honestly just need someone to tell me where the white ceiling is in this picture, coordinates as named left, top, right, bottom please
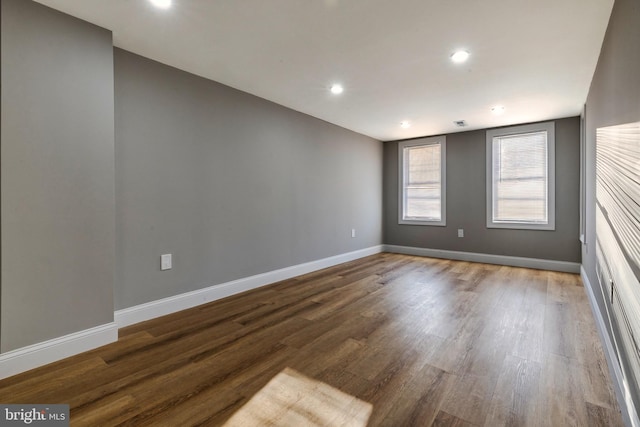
left=34, top=0, right=613, bottom=141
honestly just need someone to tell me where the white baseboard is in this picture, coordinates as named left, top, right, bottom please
left=581, top=267, right=640, bottom=427
left=384, top=244, right=580, bottom=273
left=0, top=322, right=117, bottom=380
left=115, top=245, right=384, bottom=328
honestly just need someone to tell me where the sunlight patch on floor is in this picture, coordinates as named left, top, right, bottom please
left=223, top=367, right=372, bottom=427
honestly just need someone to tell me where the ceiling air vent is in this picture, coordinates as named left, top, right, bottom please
left=454, top=120, right=467, bottom=127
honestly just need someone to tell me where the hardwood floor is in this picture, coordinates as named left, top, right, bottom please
left=0, top=254, right=624, bottom=426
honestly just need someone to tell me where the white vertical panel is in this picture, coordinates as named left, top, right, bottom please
left=596, top=121, right=640, bottom=398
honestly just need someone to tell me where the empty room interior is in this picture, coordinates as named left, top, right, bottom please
left=1, top=0, right=639, bottom=425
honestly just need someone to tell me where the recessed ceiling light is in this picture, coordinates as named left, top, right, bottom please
left=451, top=50, right=470, bottom=63
left=149, top=0, right=172, bottom=9
left=400, top=121, right=411, bottom=129
left=491, top=105, right=505, bottom=115
left=330, top=84, right=344, bottom=95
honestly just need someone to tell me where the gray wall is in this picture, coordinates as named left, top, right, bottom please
left=114, top=49, right=382, bottom=309
left=584, top=0, right=640, bottom=418
left=1, top=0, right=115, bottom=352
left=384, top=117, right=581, bottom=262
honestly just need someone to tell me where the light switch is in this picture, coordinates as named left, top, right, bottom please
left=458, top=229, right=464, bottom=238
left=161, top=254, right=172, bottom=271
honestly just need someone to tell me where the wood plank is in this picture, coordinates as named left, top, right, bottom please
left=585, top=401, right=625, bottom=427
left=540, top=352, right=589, bottom=427
left=433, top=410, right=478, bottom=427
left=379, top=364, right=454, bottom=427
left=484, top=355, right=543, bottom=427
left=439, top=372, right=496, bottom=425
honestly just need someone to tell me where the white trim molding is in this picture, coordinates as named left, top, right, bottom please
left=398, top=136, right=447, bottom=227
left=384, top=244, right=580, bottom=273
left=115, top=245, right=384, bottom=328
left=486, top=121, right=556, bottom=231
left=0, top=323, right=117, bottom=380
left=581, top=267, right=640, bottom=427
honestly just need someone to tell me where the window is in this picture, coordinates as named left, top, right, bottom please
left=486, top=122, right=555, bottom=230
left=398, top=136, right=446, bottom=226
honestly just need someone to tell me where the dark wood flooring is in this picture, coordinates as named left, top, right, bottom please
left=0, top=253, right=624, bottom=426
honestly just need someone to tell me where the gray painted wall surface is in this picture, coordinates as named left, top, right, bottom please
left=584, top=0, right=640, bottom=308
left=584, top=0, right=640, bottom=416
left=114, top=49, right=382, bottom=310
left=1, top=0, right=115, bottom=352
left=383, top=117, right=581, bottom=262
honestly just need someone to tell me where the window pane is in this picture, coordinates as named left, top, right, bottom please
left=492, top=131, right=548, bottom=223
left=404, top=144, right=441, bottom=220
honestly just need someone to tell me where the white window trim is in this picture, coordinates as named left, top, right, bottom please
left=486, top=122, right=555, bottom=231
left=398, top=136, right=446, bottom=226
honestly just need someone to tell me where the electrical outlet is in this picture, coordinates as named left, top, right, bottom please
left=351, top=228, right=356, bottom=238
left=458, top=229, right=464, bottom=238
left=161, top=254, right=172, bottom=271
